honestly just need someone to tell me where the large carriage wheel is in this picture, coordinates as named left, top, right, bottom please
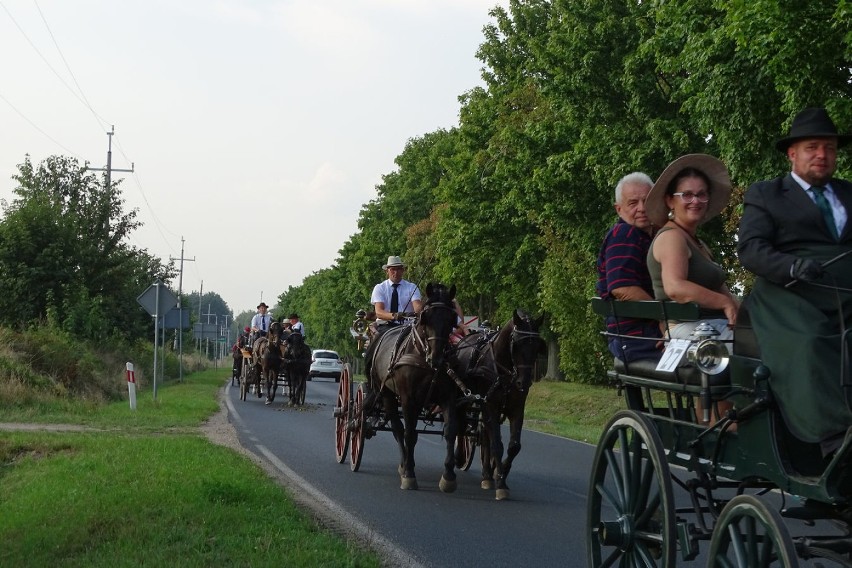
left=349, top=384, right=366, bottom=472
left=708, top=495, right=798, bottom=567
left=587, top=410, right=677, bottom=567
left=239, top=359, right=251, bottom=401
left=334, top=364, right=352, bottom=463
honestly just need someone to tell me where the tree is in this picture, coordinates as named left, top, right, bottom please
left=0, top=155, right=174, bottom=341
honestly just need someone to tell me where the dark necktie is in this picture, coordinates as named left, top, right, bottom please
left=390, top=284, right=399, bottom=313
left=262, top=316, right=266, bottom=331
left=811, top=186, right=839, bottom=240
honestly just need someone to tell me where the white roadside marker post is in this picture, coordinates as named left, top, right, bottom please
left=126, top=362, right=137, bottom=411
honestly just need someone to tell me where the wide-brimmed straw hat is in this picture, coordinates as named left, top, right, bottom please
left=775, top=107, right=852, bottom=152
left=382, top=255, right=406, bottom=270
left=645, top=154, right=732, bottom=227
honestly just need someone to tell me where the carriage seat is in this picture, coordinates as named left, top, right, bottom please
left=591, top=298, right=730, bottom=387
left=613, top=357, right=729, bottom=387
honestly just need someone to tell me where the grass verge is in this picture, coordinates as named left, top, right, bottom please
left=0, top=369, right=380, bottom=568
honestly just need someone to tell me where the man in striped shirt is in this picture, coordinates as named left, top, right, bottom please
left=596, top=172, right=662, bottom=362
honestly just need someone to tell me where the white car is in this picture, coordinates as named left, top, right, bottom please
left=309, top=349, right=343, bottom=382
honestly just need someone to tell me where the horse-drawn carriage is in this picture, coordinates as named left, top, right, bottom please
left=235, top=322, right=311, bottom=407
left=333, top=283, right=544, bottom=499
left=589, top=288, right=852, bottom=567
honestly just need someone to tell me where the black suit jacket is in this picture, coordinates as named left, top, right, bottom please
left=737, top=174, right=852, bottom=284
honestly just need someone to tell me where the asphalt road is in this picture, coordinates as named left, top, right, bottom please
left=224, top=376, right=596, bottom=568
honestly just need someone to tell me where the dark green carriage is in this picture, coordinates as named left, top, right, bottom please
left=588, top=298, right=852, bottom=567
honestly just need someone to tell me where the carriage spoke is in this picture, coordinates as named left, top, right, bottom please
left=604, top=446, right=628, bottom=510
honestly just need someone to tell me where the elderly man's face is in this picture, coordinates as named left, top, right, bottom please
left=788, top=137, right=838, bottom=186
left=615, top=182, right=652, bottom=232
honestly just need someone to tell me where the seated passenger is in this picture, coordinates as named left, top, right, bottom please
left=645, top=154, right=738, bottom=427
left=645, top=154, right=739, bottom=342
left=595, top=172, right=663, bottom=362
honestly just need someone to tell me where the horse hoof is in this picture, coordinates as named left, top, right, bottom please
left=439, top=476, right=457, bottom=493
left=400, top=477, right=418, bottom=490
left=265, top=400, right=271, bottom=405
left=481, top=480, right=494, bottom=490
left=496, top=489, right=510, bottom=501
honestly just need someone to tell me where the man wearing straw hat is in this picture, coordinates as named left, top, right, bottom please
left=371, top=255, right=422, bottom=324
left=738, top=107, right=852, bottom=454
left=362, top=255, right=423, bottom=403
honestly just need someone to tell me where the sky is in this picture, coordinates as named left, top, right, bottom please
left=0, top=0, right=507, bottom=317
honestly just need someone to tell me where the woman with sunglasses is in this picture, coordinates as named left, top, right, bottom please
left=645, top=154, right=740, bottom=342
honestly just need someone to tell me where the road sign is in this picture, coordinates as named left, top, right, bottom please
left=137, top=281, right=178, bottom=317
left=193, top=323, right=220, bottom=341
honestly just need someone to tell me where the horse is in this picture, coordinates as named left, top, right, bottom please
left=251, top=322, right=285, bottom=405
left=451, top=309, right=544, bottom=500
left=367, top=283, right=460, bottom=491
left=283, top=332, right=311, bottom=406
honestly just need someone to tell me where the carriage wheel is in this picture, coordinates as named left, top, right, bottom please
left=334, top=364, right=352, bottom=464
left=587, top=410, right=677, bottom=567
left=239, top=361, right=250, bottom=401
left=350, top=384, right=366, bottom=472
left=708, top=495, right=798, bottom=567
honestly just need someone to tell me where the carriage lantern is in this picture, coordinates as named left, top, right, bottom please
left=687, top=321, right=730, bottom=424
left=686, top=321, right=729, bottom=376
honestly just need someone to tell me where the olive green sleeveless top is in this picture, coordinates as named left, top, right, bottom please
left=647, top=226, right=727, bottom=302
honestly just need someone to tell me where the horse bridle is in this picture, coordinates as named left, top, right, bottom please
left=411, top=301, right=457, bottom=367
left=497, top=325, right=542, bottom=391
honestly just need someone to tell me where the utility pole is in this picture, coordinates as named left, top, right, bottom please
left=86, top=126, right=134, bottom=189
left=222, top=314, right=231, bottom=361
left=196, top=281, right=203, bottom=351
left=170, top=237, right=195, bottom=382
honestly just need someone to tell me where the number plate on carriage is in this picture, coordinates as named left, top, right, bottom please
left=656, top=339, right=690, bottom=373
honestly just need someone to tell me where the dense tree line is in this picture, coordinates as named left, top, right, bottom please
left=279, top=0, right=851, bottom=383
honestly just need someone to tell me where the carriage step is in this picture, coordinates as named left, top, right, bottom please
left=332, top=406, right=344, bottom=418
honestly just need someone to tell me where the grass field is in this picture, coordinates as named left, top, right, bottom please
left=0, top=367, right=623, bottom=567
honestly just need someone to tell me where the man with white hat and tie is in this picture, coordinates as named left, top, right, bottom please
left=362, top=255, right=423, bottom=404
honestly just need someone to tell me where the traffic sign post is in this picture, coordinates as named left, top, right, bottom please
left=137, top=280, right=178, bottom=401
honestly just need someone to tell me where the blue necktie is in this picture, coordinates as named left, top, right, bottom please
left=811, top=186, right=839, bottom=240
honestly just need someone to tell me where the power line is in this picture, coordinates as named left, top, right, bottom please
left=32, top=0, right=110, bottom=130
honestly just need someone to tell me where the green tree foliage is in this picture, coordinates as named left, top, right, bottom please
left=273, top=0, right=852, bottom=383
left=0, top=155, right=174, bottom=341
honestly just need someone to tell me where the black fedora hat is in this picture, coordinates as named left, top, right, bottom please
left=775, top=107, right=852, bottom=152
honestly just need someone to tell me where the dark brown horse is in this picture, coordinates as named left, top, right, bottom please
left=253, top=322, right=285, bottom=405
left=367, top=283, right=460, bottom=491
left=452, top=309, right=544, bottom=499
left=283, top=332, right=311, bottom=406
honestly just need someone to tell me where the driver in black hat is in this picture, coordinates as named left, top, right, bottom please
left=738, top=106, right=852, bottom=455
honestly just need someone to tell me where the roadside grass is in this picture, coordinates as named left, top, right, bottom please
left=524, top=379, right=625, bottom=444
left=1, top=364, right=625, bottom=567
left=0, top=369, right=380, bottom=568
